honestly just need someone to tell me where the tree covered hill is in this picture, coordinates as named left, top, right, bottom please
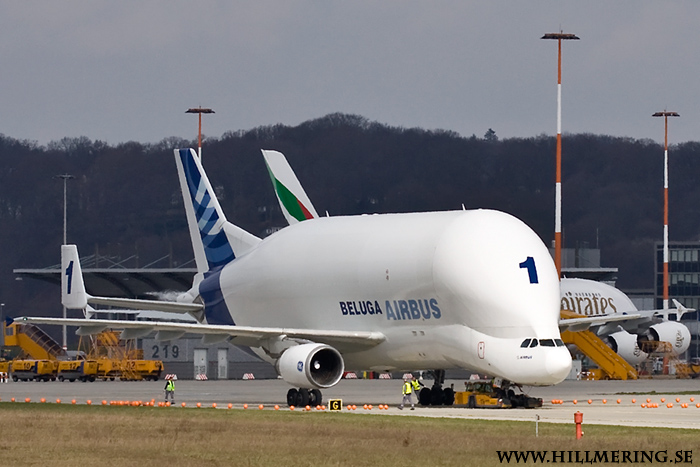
left=1, top=112, right=698, bottom=321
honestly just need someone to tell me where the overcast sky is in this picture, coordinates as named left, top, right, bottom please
left=1, top=2, right=698, bottom=146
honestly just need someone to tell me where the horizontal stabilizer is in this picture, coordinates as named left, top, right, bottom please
left=87, top=296, right=203, bottom=314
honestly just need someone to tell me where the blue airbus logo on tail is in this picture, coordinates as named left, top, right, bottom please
left=178, top=149, right=235, bottom=270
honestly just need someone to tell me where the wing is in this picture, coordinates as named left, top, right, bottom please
left=16, top=316, right=386, bottom=352
left=559, top=298, right=694, bottom=334
left=559, top=312, right=642, bottom=333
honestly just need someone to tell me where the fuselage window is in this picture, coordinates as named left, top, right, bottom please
left=555, top=339, right=565, bottom=347
left=540, top=339, right=555, bottom=347
left=529, top=339, right=538, bottom=348
left=520, top=338, right=532, bottom=348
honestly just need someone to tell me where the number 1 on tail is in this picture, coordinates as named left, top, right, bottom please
left=519, top=256, right=539, bottom=284
left=65, top=260, right=74, bottom=294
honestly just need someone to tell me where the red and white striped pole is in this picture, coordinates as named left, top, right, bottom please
left=542, top=32, right=579, bottom=279
left=653, top=111, right=680, bottom=309
left=186, top=107, right=215, bottom=159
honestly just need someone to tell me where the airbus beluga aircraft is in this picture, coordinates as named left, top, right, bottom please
left=264, top=149, right=693, bottom=372
left=21, top=148, right=572, bottom=406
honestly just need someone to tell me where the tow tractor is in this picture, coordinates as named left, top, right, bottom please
left=456, top=378, right=543, bottom=409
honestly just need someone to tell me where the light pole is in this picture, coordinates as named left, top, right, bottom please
left=55, top=174, right=74, bottom=349
left=652, top=111, right=679, bottom=310
left=541, top=31, right=579, bottom=279
left=186, top=107, right=215, bottom=159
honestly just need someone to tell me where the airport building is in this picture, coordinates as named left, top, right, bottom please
left=656, top=242, right=700, bottom=360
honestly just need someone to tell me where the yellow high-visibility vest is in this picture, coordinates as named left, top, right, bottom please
left=402, top=382, right=412, bottom=395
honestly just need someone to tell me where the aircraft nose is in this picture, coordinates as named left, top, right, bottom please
left=546, top=349, right=573, bottom=384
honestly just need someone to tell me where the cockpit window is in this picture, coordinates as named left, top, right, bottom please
left=539, top=339, right=555, bottom=347
left=529, top=339, right=538, bottom=348
left=520, top=339, right=532, bottom=348
left=555, top=339, right=565, bottom=347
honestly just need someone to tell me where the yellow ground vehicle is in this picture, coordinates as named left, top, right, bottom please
left=457, top=380, right=512, bottom=408
left=57, top=360, right=98, bottom=382
left=123, top=359, right=163, bottom=381
left=676, top=358, right=700, bottom=379
left=11, top=359, right=58, bottom=382
left=457, top=380, right=543, bottom=409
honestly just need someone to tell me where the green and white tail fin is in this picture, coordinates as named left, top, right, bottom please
left=262, top=150, right=318, bottom=225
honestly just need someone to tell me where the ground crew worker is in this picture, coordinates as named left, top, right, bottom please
left=164, top=377, right=175, bottom=404
left=398, top=375, right=415, bottom=410
left=411, top=374, right=422, bottom=394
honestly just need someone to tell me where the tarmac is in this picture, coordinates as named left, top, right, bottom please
left=1, top=377, right=699, bottom=429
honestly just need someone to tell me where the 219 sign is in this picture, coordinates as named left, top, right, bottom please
left=152, top=344, right=180, bottom=360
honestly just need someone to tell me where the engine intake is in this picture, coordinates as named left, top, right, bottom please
left=605, top=330, right=647, bottom=364
left=638, top=321, right=690, bottom=356
left=277, top=343, right=345, bottom=389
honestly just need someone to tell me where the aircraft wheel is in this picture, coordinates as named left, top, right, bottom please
left=309, top=389, right=322, bottom=406
left=295, top=388, right=310, bottom=407
left=418, top=387, right=432, bottom=406
left=443, top=388, right=455, bottom=406
left=286, top=388, right=298, bottom=407
left=430, top=387, right=445, bottom=405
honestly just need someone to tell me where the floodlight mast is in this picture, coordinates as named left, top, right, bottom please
left=54, top=173, right=74, bottom=350
left=652, top=111, right=680, bottom=309
left=541, top=31, right=580, bottom=279
left=186, top=107, right=215, bottom=159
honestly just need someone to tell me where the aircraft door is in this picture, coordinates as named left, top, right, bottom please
left=217, top=348, right=228, bottom=380
left=194, top=348, right=207, bottom=378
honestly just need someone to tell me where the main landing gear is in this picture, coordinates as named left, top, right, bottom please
left=417, top=370, right=455, bottom=406
left=287, top=388, right=323, bottom=407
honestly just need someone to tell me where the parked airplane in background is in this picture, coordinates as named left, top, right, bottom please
left=559, top=278, right=691, bottom=364
left=21, top=148, right=572, bottom=406
left=261, top=150, right=694, bottom=369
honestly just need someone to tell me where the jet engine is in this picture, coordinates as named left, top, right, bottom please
left=638, top=321, right=691, bottom=356
left=277, top=343, right=345, bottom=389
left=605, top=330, right=647, bottom=364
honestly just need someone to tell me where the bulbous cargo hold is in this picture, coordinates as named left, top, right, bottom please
left=211, top=208, right=571, bottom=386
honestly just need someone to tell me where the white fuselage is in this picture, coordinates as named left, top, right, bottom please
left=203, top=209, right=571, bottom=386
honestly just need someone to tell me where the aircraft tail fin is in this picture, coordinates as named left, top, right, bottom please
left=262, top=149, right=318, bottom=225
left=672, top=299, right=695, bottom=321
left=61, top=244, right=89, bottom=310
left=174, top=149, right=261, bottom=275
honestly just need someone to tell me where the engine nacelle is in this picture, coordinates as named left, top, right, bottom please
left=277, top=343, right=345, bottom=389
left=639, top=321, right=691, bottom=356
left=605, top=330, right=647, bottom=365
